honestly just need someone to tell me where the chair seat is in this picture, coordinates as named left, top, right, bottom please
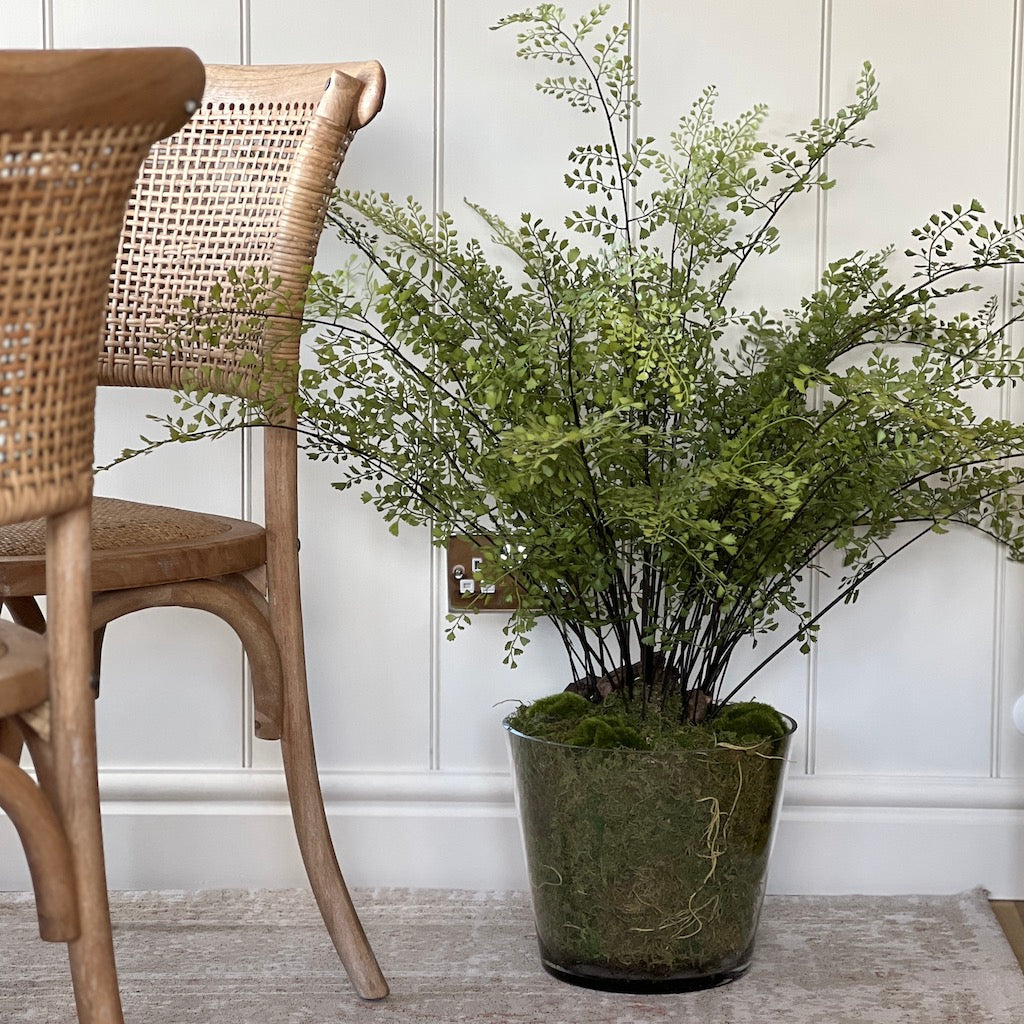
left=0, top=498, right=266, bottom=597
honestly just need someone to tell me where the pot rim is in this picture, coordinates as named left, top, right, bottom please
left=503, top=706, right=798, bottom=750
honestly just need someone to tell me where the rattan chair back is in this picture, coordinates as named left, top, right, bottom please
left=0, top=49, right=204, bottom=525
left=102, top=62, right=384, bottom=406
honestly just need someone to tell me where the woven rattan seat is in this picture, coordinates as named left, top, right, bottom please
left=0, top=60, right=388, bottom=1002
left=0, top=499, right=265, bottom=594
left=0, top=46, right=205, bottom=1024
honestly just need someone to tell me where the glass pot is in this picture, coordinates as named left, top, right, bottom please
left=506, top=713, right=796, bottom=993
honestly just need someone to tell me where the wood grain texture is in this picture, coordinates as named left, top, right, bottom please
left=0, top=47, right=202, bottom=133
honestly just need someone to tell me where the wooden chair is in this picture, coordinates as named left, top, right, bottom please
left=0, top=62, right=389, bottom=1000
left=0, top=47, right=205, bottom=1024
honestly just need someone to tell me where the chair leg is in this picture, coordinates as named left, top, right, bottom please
left=46, top=510, right=124, bottom=1024
left=92, top=578, right=383, bottom=996
left=5, top=595, right=47, bottom=633
left=265, top=429, right=387, bottom=999
left=0, top=716, right=23, bottom=762
left=60, top=726, right=124, bottom=1024
left=1, top=599, right=41, bottom=769
left=91, top=624, right=106, bottom=697
left=17, top=656, right=123, bottom=1023
left=0, top=749, right=79, bottom=942
left=279, top=646, right=389, bottom=1000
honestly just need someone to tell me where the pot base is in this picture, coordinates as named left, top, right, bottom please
left=539, top=953, right=751, bottom=994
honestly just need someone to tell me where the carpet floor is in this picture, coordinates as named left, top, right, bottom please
left=2, top=888, right=1023, bottom=1023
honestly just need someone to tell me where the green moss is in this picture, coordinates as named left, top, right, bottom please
left=529, top=691, right=592, bottom=721
left=507, top=692, right=594, bottom=744
left=507, top=692, right=787, bottom=754
left=568, top=716, right=646, bottom=749
left=712, top=701, right=788, bottom=746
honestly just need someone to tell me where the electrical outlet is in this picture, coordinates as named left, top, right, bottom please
left=446, top=535, right=521, bottom=613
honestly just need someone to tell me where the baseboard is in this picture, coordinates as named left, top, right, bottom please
left=3, top=769, right=1024, bottom=896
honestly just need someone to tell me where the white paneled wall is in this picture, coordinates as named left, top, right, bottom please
left=3, top=0, right=1024, bottom=896
left=817, top=1, right=1017, bottom=782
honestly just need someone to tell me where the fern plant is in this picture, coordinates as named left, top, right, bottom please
left=155, top=4, right=1024, bottom=725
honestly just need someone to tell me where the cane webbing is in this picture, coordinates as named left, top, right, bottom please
left=0, top=498, right=233, bottom=558
left=0, top=123, right=165, bottom=527
left=102, top=70, right=357, bottom=399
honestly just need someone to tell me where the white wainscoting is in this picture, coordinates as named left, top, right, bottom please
left=3, top=0, right=1024, bottom=895
left=4, top=770, right=1024, bottom=896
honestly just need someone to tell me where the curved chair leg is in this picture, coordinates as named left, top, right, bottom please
left=279, top=646, right=390, bottom=1000
left=264, top=430, right=387, bottom=999
left=0, top=598, right=45, bottom=767
left=0, top=749, right=79, bottom=941
left=274, top=578, right=388, bottom=997
left=0, top=717, right=23, bottom=761
left=94, top=577, right=389, bottom=998
left=12, top=582, right=387, bottom=1000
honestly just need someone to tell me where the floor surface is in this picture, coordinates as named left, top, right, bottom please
left=4, top=888, right=1024, bottom=1023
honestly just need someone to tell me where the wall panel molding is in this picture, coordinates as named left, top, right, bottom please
left=4, top=769, right=1024, bottom=895
left=76, top=766, right=1024, bottom=813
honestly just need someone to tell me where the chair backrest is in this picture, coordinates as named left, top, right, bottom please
left=101, top=61, right=386, bottom=408
left=0, top=48, right=205, bottom=526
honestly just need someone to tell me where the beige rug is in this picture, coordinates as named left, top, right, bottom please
left=1, top=888, right=1022, bottom=1022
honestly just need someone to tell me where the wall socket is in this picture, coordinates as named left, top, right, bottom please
left=446, top=535, right=521, bottom=613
